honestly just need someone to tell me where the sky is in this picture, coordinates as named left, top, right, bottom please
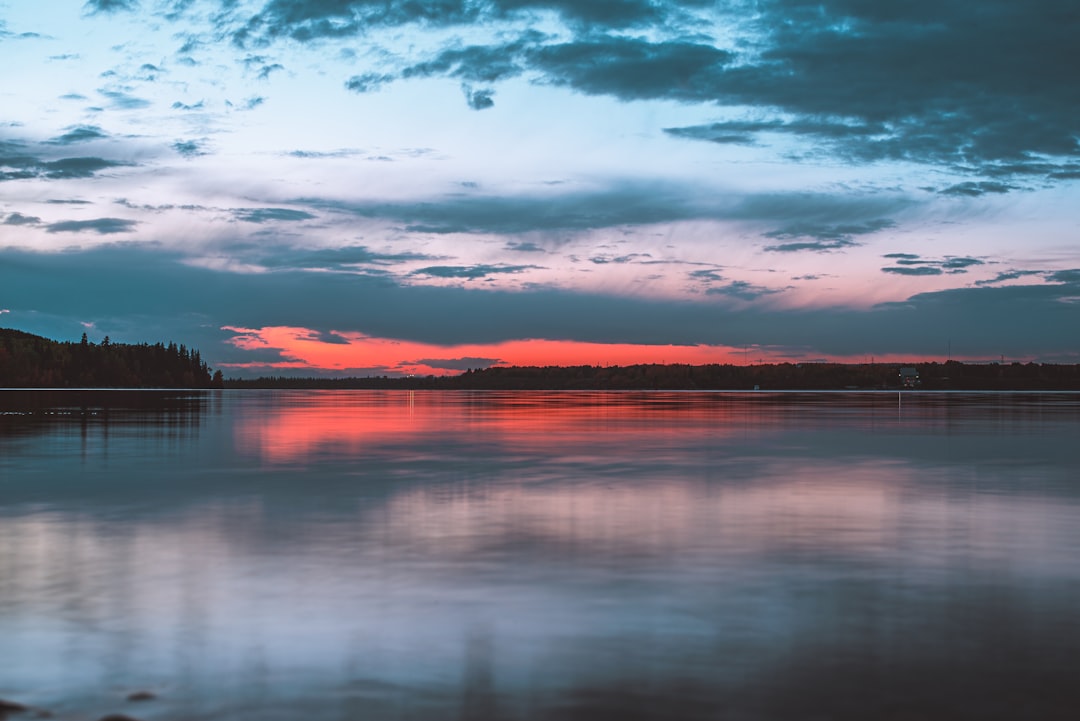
left=1, top=0, right=1078, bottom=376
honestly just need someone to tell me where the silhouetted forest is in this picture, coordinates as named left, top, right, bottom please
left=226, top=361, right=1080, bottom=391
left=5, top=326, right=1080, bottom=390
left=0, top=328, right=222, bottom=388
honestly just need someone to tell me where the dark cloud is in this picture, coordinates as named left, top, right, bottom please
left=786, top=238, right=870, bottom=254
left=161, top=0, right=196, bottom=21
left=617, top=2, right=1079, bottom=179
left=589, top=253, right=652, bottom=264
left=0, top=143, right=38, bottom=180
left=137, top=63, right=163, bottom=80
left=763, top=219, right=894, bottom=253
left=232, top=0, right=480, bottom=46
left=40, top=157, right=129, bottom=179
left=764, top=239, right=857, bottom=253
left=84, top=0, right=138, bottom=13
left=505, top=241, right=546, bottom=253
left=257, top=63, right=284, bottom=79
left=0, top=151, right=132, bottom=182
left=45, top=218, right=138, bottom=234
left=529, top=37, right=732, bottom=101
left=257, top=0, right=1054, bottom=168
left=47, top=199, right=93, bottom=205
left=239, top=0, right=1080, bottom=178
left=974, top=270, right=1043, bottom=286
left=171, top=100, right=205, bottom=110
left=258, top=245, right=437, bottom=269
left=941, top=257, right=984, bottom=270
left=688, top=268, right=725, bottom=283
left=715, top=1, right=1078, bottom=170
left=688, top=268, right=784, bottom=300
left=411, top=264, right=539, bottom=280
left=1046, top=269, right=1080, bottom=284
left=500, top=0, right=664, bottom=27
left=344, top=73, right=395, bottom=93
left=173, top=139, right=208, bottom=158
left=463, top=85, right=495, bottom=110
left=2, top=245, right=1078, bottom=364
left=48, top=125, right=109, bottom=144
left=939, top=181, right=1015, bottom=197
left=295, top=328, right=351, bottom=345
left=232, top=0, right=679, bottom=50
left=705, top=280, right=784, bottom=301
left=233, top=207, right=316, bottom=223
left=665, top=118, right=886, bottom=146
left=3, top=212, right=42, bottom=226
left=407, top=356, right=501, bottom=370
left=881, top=266, right=944, bottom=276
left=98, top=89, right=152, bottom=109
left=401, top=32, right=543, bottom=84
left=60, top=93, right=88, bottom=101
left=286, top=148, right=364, bottom=158
left=881, top=253, right=984, bottom=275
left=302, top=184, right=909, bottom=236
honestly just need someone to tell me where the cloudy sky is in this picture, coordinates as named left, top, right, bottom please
left=2, top=0, right=1078, bottom=375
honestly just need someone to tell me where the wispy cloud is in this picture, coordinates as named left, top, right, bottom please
left=411, top=264, right=540, bottom=280
left=233, top=208, right=316, bottom=223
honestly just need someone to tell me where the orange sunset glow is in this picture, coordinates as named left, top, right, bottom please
left=221, top=325, right=747, bottom=375
left=221, top=325, right=949, bottom=376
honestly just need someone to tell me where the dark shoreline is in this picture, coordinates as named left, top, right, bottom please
left=220, top=361, right=1080, bottom=392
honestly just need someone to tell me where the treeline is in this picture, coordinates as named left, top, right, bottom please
left=0, top=328, right=223, bottom=388
left=226, top=361, right=1080, bottom=391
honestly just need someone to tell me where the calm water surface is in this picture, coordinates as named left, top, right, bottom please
left=2, top=390, right=1079, bottom=720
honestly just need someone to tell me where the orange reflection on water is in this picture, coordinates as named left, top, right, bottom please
left=233, top=390, right=769, bottom=465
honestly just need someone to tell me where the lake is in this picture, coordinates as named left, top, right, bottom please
left=2, top=390, right=1079, bottom=720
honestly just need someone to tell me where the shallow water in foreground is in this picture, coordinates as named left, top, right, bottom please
left=2, top=390, right=1079, bottom=720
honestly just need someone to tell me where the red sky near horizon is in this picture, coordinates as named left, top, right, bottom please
left=221, top=325, right=949, bottom=376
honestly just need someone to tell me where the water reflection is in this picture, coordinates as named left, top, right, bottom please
left=1, top=391, right=1079, bottom=720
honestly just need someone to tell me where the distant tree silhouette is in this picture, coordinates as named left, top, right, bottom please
left=223, top=361, right=1080, bottom=391
left=0, top=328, right=218, bottom=388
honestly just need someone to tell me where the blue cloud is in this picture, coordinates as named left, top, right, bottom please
left=411, top=264, right=539, bottom=280
left=48, top=125, right=109, bottom=144
left=3, top=212, right=42, bottom=226
left=463, top=85, right=495, bottom=110
left=41, top=157, right=129, bottom=179
left=939, top=181, right=1015, bottom=197
left=98, top=89, right=152, bottom=109
left=882, top=266, right=944, bottom=276
left=344, top=73, right=395, bottom=93
left=173, top=139, right=208, bottom=158
left=45, top=218, right=138, bottom=234
left=84, top=0, right=139, bottom=13
left=233, top=208, right=316, bottom=223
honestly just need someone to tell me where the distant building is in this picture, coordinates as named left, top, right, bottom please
left=899, top=367, right=920, bottom=388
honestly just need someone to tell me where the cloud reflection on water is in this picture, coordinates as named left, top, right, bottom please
left=2, top=391, right=1080, bottom=720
